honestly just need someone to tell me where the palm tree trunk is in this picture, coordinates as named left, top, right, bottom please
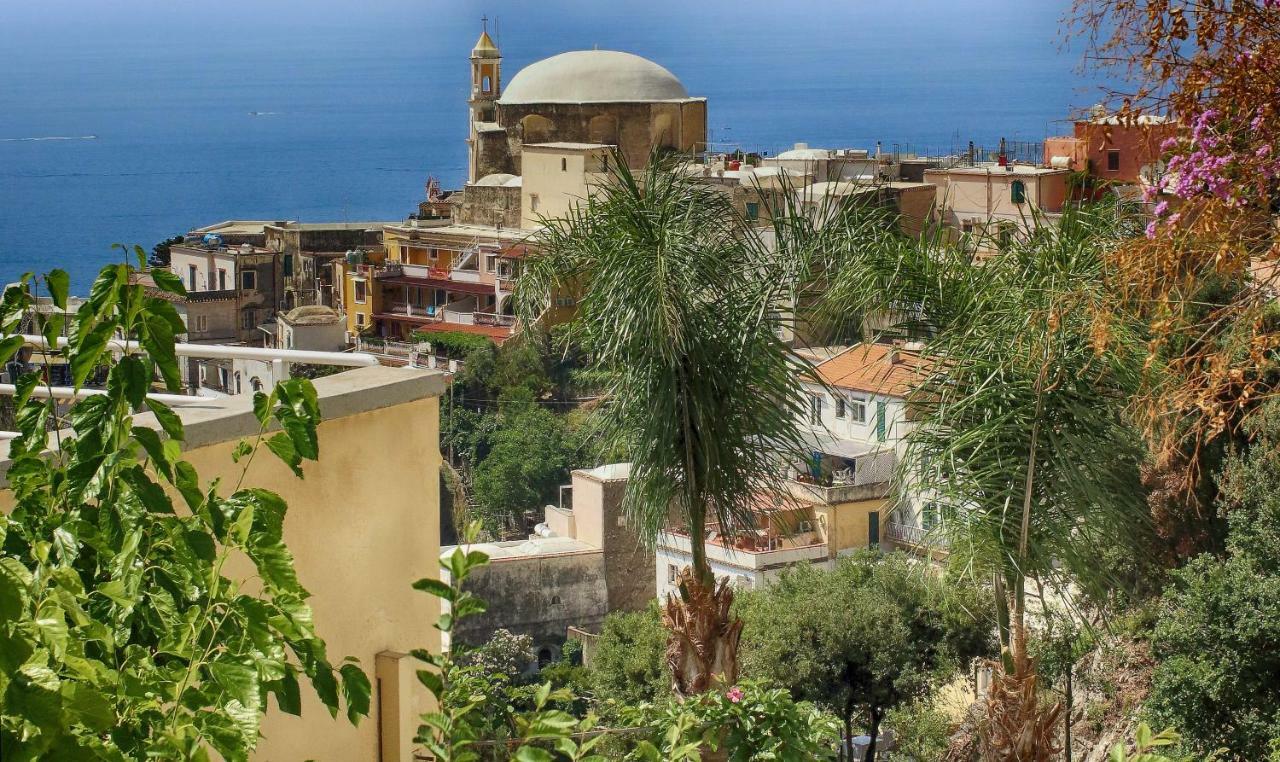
left=662, top=527, right=743, bottom=697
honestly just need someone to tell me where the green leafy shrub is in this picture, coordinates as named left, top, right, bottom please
left=413, top=330, right=494, bottom=358
left=621, top=680, right=839, bottom=761
left=0, top=261, right=367, bottom=760
left=589, top=604, right=671, bottom=716
left=1146, top=401, right=1280, bottom=758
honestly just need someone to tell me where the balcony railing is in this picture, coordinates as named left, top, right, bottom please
left=885, top=522, right=948, bottom=549
left=658, top=530, right=827, bottom=570
left=474, top=312, right=516, bottom=327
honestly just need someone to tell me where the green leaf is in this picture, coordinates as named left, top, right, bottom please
left=253, top=391, right=273, bottom=426
left=141, top=311, right=181, bottom=390
left=46, top=269, right=70, bottom=310
left=114, top=355, right=151, bottom=410
left=265, top=433, right=302, bottom=477
left=174, top=461, right=204, bottom=511
left=274, top=668, right=303, bottom=716
left=96, top=579, right=133, bottom=608
left=208, top=658, right=259, bottom=707
left=514, top=746, right=554, bottom=762
left=149, top=267, right=187, bottom=296
left=411, top=577, right=456, bottom=602
left=123, top=466, right=174, bottom=514
left=132, top=425, right=173, bottom=481
left=61, top=682, right=115, bottom=732
left=415, top=668, right=443, bottom=698
left=184, top=529, right=217, bottom=562
left=146, top=398, right=184, bottom=442
left=69, top=320, right=115, bottom=389
left=230, top=439, right=253, bottom=463
left=0, top=335, right=26, bottom=366
left=340, top=663, right=371, bottom=724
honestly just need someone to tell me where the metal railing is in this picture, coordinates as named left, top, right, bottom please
left=1, top=335, right=385, bottom=439
left=884, top=522, right=948, bottom=549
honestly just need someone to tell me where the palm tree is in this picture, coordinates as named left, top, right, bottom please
left=825, top=201, right=1151, bottom=760
left=515, top=155, right=873, bottom=695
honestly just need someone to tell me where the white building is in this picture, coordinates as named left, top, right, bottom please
left=654, top=342, right=935, bottom=601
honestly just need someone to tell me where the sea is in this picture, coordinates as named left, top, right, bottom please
left=0, top=0, right=1099, bottom=292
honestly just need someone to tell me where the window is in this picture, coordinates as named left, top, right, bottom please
left=561, top=157, right=567, bottom=172
left=283, top=254, right=293, bottom=277
left=190, top=315, right=207, bottom=333
left=241, top=270, right=256, bottom=291
left=355, top=312, right=365, bottom=327
left=353, top=279, right=367, bottom=304
left=242, top=310, right=255, bottom=330
left=922, top=502, right=939, bottom=531
left=482, top=75, right=491, bottom=92
left=809, top=394, right=823, bottom=425
left=745, top=201, right=759, bottom=221
left=961, top=220, right=974, bottom=235
left=849, top=397, right=867, bottom=423
left=483, top=254, right=496, bottom=272
left=667, top=564, right=679, bottom=584
left=835, top=397, right=846, bottom=419
left=218, top=367, right=229, bottom=390
left=218, top=268, right=227, bottom=290
left=1010, top=179, right=1026, bottom=204
left=1106, top=150, right=1120, bottom=172
left=188, top=265, right=198, bottom=290
left=875, top=401, right=887, bottom=442
left=529, top=193, right=539, bottom=213
left=550, top=595, right=561, bottom=605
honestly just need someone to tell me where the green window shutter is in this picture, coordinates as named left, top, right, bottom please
left=283, top=254, right=294, bottom=277
left=876, top=401, right=887, bottom=442
left=746, top=202, right=759, bottom=221
left=1011, top=180, right=1026, bottom=204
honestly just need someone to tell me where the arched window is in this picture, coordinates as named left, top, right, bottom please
left=482, top=75, right=491, bottom=92
left=550, top=595, right=561, bottom=605
left=537, top=648, right=553, bottom=668
left=1010, top=179, right=1026, bottom=204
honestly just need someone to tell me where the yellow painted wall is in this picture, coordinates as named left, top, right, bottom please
left=815, top=496, right=888, bottom=555
left=186, top=397, right=441, bottom=760
left=0, top=382, right=444, bottom=761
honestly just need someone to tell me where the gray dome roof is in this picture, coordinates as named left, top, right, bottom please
left=499, top=50, right=690, bottom=105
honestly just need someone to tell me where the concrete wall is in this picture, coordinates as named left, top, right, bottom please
left=924, top=167, right=1070, bottom=228
left=521, top=145, right=609, bottom=228
left=452, top=550, right=609, bottom=654
left=574, top=468, right=654, bottom=615
left=0, top=366, right=446, bottom=762
left=454, top=184, right=522, bottom=228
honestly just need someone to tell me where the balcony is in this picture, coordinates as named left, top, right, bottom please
left=474, top=312, right=516, bottom=327
left=784, top=477, right=890, bottom=506
left=885, top=521, right=949, bottom=555
left=658, top=530, right=828, bottom=571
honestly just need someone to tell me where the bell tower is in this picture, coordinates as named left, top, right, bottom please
left=467, top=17, right=502, bottom=182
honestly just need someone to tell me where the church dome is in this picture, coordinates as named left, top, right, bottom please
left=499, top=50, right=690, bottom=105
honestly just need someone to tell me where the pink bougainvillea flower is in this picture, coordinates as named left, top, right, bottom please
left=726, top=686, right=744, bottom=703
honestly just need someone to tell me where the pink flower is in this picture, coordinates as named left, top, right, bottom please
left=1166, top=212, right=1182, bottom=226
left=726, top=686, right=744, bottom=703
left=1160, top=137, right=1179, bottom=152
left=1257, top=144, right=1273, bottom=159
left=1145, top=220, right=1159, bottom=239
left=1153, top=200, right=1169, bottom=217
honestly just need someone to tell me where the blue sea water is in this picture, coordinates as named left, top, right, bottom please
left=0, top=0, right=1096, bottom=291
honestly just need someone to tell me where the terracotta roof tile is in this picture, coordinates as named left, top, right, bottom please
left=814, top=343, right=930, bottom=398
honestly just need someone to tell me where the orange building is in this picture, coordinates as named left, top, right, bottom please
left=1044, top=110, right=1179, bottom=186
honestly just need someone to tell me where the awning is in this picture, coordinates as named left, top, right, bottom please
left=798, top=430, right=881, bottom=460
left=379, top=275, right=494, bottom=296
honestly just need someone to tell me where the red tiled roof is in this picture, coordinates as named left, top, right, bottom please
left=814, top=343, right=931, bottom=398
